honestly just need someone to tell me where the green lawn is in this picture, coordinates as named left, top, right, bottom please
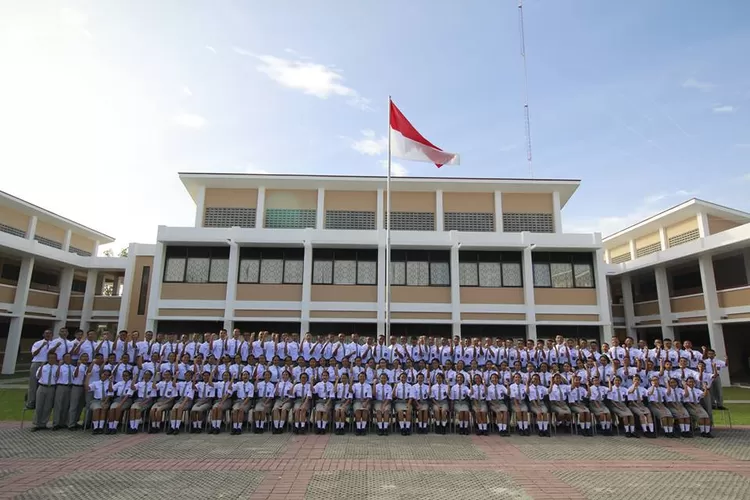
left=723, top=386, right=750, bottom=401
left=0, top=389, right=26, bottom=421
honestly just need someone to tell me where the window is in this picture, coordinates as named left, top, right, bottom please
left=668, top=228, right=700, bottom=248
left=137, top=266, right=150, bottom=315
left=636, top=242, right=661, bottom=258
left=71, top=279, right=86, bottom=293
left=0, top=223, right=26, bottom=238
left=532, top=252, right=595, bottom=288
left=325, top=210, right=376, bottom=230
left=34, top=235, right=62, bottom=249
left=163, top=246, right=230, bottom=283
left=610, top=252, right=631, bottom=264
left=502, top=213, right=554, bottom=233
left=390, top=250, right=449, bottom=286
left=713, top=254, right=748, bottom=291
left=312, top=249, right=377, bottom=285
left=1, top=263, right=20, bottom=282
left=384, top=212, right=435, bottom=231
left=69, top=246, right=92, bottom=257
left=444, top=212, right=495, bottom=232
left=670, top=265, right=702, bottom=296
left=203, top=207, right=256, bottom=228
left=264, top=209, right=316, bottom=229
left=458, top=251, right=522, bottom=287
left=238, top=248, right=304, bottom=284
left=30, top=268, right=59, bottom=289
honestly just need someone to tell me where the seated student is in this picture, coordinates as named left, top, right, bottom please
left=626, top=375, right=654, bottom=438
left=646, top=375, right=674, bottom=437
left=430, top=372, right=450, bottom=434
left=509, top=372, right=530, bottom=436
left=411, top=372, right=430, bottom=434
left=128, top=369, right=156, bottom=433
left=682, top=377, right=714, bottom=438
left=526, top=373, right=549, bottom=437
left=312, top=370, right=335, bottom=434
left=168, top=370, right=195, bottom=435
left=351, top=372, right=372, bottom=436
left=587, top=376, right=612, bottom=435
left=487, top=373, right=509, bottom=436
left=374, top=372, right=393, bottom=436
left=68, top=352, right=90, bottom=430
left=567, top=375, right=592, bottom=436
left=86, top=368, right=114, bottom=435
left=292, top=372, right=312, bottom=434
left=333, top=373, right=353, bottom=435
left=191, top=371, right=217, bottom=433
left=231, top=371, right=254, bottom=435
left=393, top=372, right=413, bottom=436
left=450, top=373, right=471, bottom=435
left=107, top=369, right=135, bottom=435
left=663, top=377, right=692, bottom=437
left=253, top=371, right=275, bottom=433
left=548, top=373, right=572, bottom=431
left=607, top=375, right=636, bottom=438
left=470, top=374, right=488, bottom=436
left=272, top=370, right=294, bottom=434
left=208, top=371, right=233, bottom=434
left=150, top=370, right=179, bottom=433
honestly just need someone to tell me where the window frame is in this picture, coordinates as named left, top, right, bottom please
left=237, top=247, right=304, bottom=285
left=162, top=246, right=230, bottom=284
left=531, top=251, right=596, bottom=289
left=457, top=251, right=523, bottom=288
left=312, top=249, right=378, bottom=286
left=390, top=249, right=451, bottom=287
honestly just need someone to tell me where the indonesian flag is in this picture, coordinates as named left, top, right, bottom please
left=389, top=99, right=460, bottom=168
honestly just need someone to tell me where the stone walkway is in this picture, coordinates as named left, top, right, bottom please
left=0, top=423, right=749, bottom=499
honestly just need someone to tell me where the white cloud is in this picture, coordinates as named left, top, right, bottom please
left=181, top=86, right=193, bottom=97
left=250, top=53, right=371, bottom=110
left=713, top=105, right=735, bottom=114
left=379, top=159, right=407, bottom=177
left=350, top=129, right=387, bottom=156
left=205, top=45, right=217, bottom=54
left=682, top=77, right=714, bottom=91
left=232, top=46, right=254, bottom=56
left=59, top=7, right=88, bottom=27
left=173, top=112, right=206, bottom=129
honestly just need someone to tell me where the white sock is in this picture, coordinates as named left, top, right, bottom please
left=641, top=423, right=648, bottom=432
left=699, top=425, right=706, bottom=433
left=647, top=423, right=654, bottom=432
left=406, top=422, right=411, bottom=429
left=537, top=421, right=544, bottom=430
left=383, top=422, right=388, bottom=429
left=585, top=422, right=591, bottom=429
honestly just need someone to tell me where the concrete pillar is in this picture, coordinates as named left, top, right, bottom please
left=698, top=254, right=730, bottom=385
left=436, top=190, right=444, bottom=231
left=697, top=212, right=710, bottom=238
left=194, top=185, right=206, bottom=227
left=316, top=188, right=325, bottom=229
left=629, top=240, right=637, bottom=261
left=594, top=248, right=612, bottom=338
left=527, top=324, right=537, bottom=342
left=27, top=216, right=37, bottom=240
left=62, top=230, right=72, bottom=252
left=659, top=227, right=668, bottom=251
left=79, top=270, right=98, bottom=332
left=743, top=249, right=750, bottom=285
left=117, top=244, right=137, bottom=332
left=223, top=241, right=240, bottom=332
left=552, top=191, right=562, bottom=233
left=522, top=246, right=536, bottom=339
left=654, top=266, right=674, bottom=340
left=300, top=241, right=313, bottom=342
left=54, top=267, right=75, bottom=333
left=1, top=257, right=34, bottom=374
left=450, top=243, right=461, bottom=338
left=621, top=275, right=637, bottom=339
left=494, top=191, right=503, bottom=232
left=145, top=242, right=165, bottom=333
left=255, top=186, right=266, bottom=228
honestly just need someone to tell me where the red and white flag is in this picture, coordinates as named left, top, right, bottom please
left=389, top=99, right=459, bottom=168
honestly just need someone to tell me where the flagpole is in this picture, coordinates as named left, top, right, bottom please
left=385, top=95, right=392, bottom=345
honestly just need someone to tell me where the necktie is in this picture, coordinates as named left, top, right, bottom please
left=47, top=365, right=53, bottom=385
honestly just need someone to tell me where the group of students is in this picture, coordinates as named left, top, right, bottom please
left=27, top=327, right=727, bottom=439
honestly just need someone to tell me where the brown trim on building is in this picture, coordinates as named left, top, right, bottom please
left=535, top=314, right=599, bottom=322
left=309, top=310, right=377, bottom=319
left=161, top=283, right=228, bottom=300
left=391, top=312, right=451, bottom=320
left=460, top=288, right=524, bottom=304
left=234, top=310, right=301, bottom=318
left=534, top=288, right=597, bottom=306
left=236, top=284, right=302, bottom=301
left=158, top=309, right=224, bottom=317
left=390, top=287, right=451, bottom=303
left=310, top=285, right=377, bottom=302
left=460, top=312, right=525, bottom=321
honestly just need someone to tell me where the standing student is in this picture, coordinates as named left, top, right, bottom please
left=149, top=370, right=178, bottom=433
left=509, top=373, right=530, bottom=436
left=208, top=372, right=232, bottom=434
left=67, top=352, right=89, bottom=430
left=27, top=330, right=54, bottom=410
left=374, top=372, right=393, bottom=436
left=607, top=375, right=636, bottom=438
left=411, top=372, right=430, bottom=434
left=333, top=373, right=353, bottom=435
left=626, top=375, right=654, bottom=438
left=470, top=374, right=488, bottom=436
left=231, top=371, right=254, bottom=435
left=86, top=369, right=114, bottom=434
left=526, top=373, right=549, bottom=437
left=703, top=348, right=727, bottom=409
left=191, top=371, right=216, bottom=433
left=682, top=377, right=714, bottom=438
left=451, top=373, right=471, bottom=435
left=430, top=372, right=450, bottom=434
left=351, top=372, right=371, bottom=436
left=128, top=370, right=156, bottom=433
left=253, top=371, right=275, bottom=433
left=393, top=372, right=412, bottom=436
left=487, top=373, right=509, bottom=436
left=313, top=370, right=335, bottom=434
left=52, top=353, right=74, bottom=431
left=107, top=369, right=135, bottom=435
left=292, top=372, right=312, bottom=434
left=168, top=370, right=195, bottom=435
left=647, top=375, right=674, bottom=437
left=587, top=376, right=612, bottom=435
left=31, top=352, right=59, bottom=431
left=272, top=370, right=293, bottom=434
left=566, top=375, right=592, bottom=436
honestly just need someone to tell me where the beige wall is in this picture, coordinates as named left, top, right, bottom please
left=634, top=301, right=659, bottom=316
left=311, top=285, right=377, bottom=302
left=533, top=288, right=597, bottom=305
left=390, top=192, right=435, bottom=212
left=459, top=288, right=524, bottom=304
left=391, top=287, right=450, bottom=303
left=236, top=284, right=302, bottom=301
left=161, top=283, right=227, bottom=300
left=265, top=189, right=317, bottom=210
left=0, top=284, right=15, bottom=303
left=501, top=193, right=553, bottom=214
left=0, top=205, right=30, bottom=233
left=708, top=215, right=741, bottom=235
left=125, top=255, right=153, bottom=334
left=666, top=217, right=698, bottom=238
left=460, top=312, right=525, bottom=321
left=675, top=316, right=706, bottom=323
left=158, top=309, right=224, bottom=317
left=70, top=233, right=96, bottom=253
left=93, top=296, right=121, bottom=311
left=443, top=192, right=494, bottom=213
left=718, top=288, right=750, bottom=308
left=309, top=310, right=377, bottom=319
left=536, top=314, right=599, bottom=322
left=670, top=295, right=704, bottom=313
left=609, top=243, right=631, bottom=259
left=635, top=232, right=661, bottom=249
left=34, top=220, right=64, bottom=244
left=27, top=290, right=59, bottom=309
left=204, top=188, right=258, bottom=209
left=727, top=312, right=750, bottom=320
left=235, top=310, right=301, bottom=318
left=69, top=294, right=84, bottom=311
left=611, top=304, right=624, bottom=317
left=391, top=312, right=451, bottom=320
left=324, top=191, right=377, bottom=211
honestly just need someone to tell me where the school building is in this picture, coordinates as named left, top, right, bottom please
left=1, top=174, right=749, bottom=384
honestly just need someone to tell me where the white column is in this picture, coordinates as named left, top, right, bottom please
left=699, top=254, right=730, bottom=385
left=522, top=246, right=536, bottom=339
left=80, top=270, right=98, bottom=332
left=659, top=227, right=668, bottom=251
left=255, top=186, right=266, bottom=228
left=54, top=267, right=75, bottom=333
left=436, top=190, right=444, bottom=231
left=450, top=243, right=461, bottom=338
left=62, top=230, right=72, bottom=252
left=697, top=212, right=710, bottom=238
left=552, top=191, right=562, bottom=233
left=194, top=185, right=206, bottom=227
left=494, top=191, right=503, bottom=232
left=26, top=216, right=37, bottom=240
left=300, top=241, right=313, bottom=342
left=316, top=188, right=325, bottom=229
left=629, top=240, right=637, bottom=261
left=376, top=189, right=384, bottom=231
left=117, top=244, right=137, bottom=332
left=376, top=243, right=386, bottom=337
left=654, top=266, right=673, bottom=339
left=594, top=248, right=612, bottom=342
left=145, top=242, right=165, bottom=333
left=1, top=257, right=34, bottom=374
left=621, top=275, right=636, bottom=338
left=223, top=241, right=240, bottom=331
left=604, top=249, right=610, bottom=264
left=743, top=249, right=750, bottom=285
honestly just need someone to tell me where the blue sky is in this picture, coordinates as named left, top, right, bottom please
left=1, top=1, right=749, bottom=250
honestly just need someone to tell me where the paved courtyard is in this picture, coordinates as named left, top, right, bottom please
left=0, top=423, right=749, bottom=499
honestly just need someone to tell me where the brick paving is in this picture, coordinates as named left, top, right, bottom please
left=0, top=424, right=748, bottom=499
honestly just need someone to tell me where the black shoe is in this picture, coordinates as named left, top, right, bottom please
left=717, top=405, right=727, bottom=410
left=51, top=425, right=61, bottom=431
left=704, top=432, right=714, bottom=438
left=166, top=428, right=173, bottom=435
left=173, top=428, right=180, bottom=435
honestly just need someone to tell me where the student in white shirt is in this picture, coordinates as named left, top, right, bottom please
left=272, top=370, right=294, bottom=434
left=313, top=370, right=335, bottom=434
left=664, top=377, right=692, bottom=437
left=168, top=371, right=195, bottom=435
left=470, top=374, right=488, bottom=436
left=523, top=373, right=546, bottom=437
left=86, top=368, right=114, bottom=434
left=209, top=371, right=233, bottom=434
left=646, top=375, right=674, bottom=438
left=190, top=371, right=215, bottom=433
left=549, top=373, right=572, bottom=431
left=333, top=373, right=353, bottom=435
left=411, top=372, right=430, bottom=434
left=430, top=372, right=450, bottom=434
left=567, top=375, right=592, bottom=437
left=67, top=352, right=89, bottom=430
left=703, top=348, right=727, bottom=409
left=231, top=371, right=254, bottom=435
left=607, top=375, right=636, bottom=438
left=586, top=376, right=612, bottom=435
left=27, top=329, right=55, bottom=411
left=487, top=373, right=509, bottom=436
left=253, top=371, right=275, bottom=434
left=393, top=372, right=413, bottom=436
left=128, top=369, right=156, bottom=433
left=52, top=353, right=74, bottom=431
left=32, top=352, right=60, bottom=431
left=347, top=372, right=369, bottom=436
left=106, top=368, right=135, bottom=434
left=149, top=370, right=179, bottom=433
left=509, top=372, right=530, bottom=436
left=373, top=373, right=393, bottom=436
left=292, top=372, right=313, bottom=434
left=682, top=377, right=714, bottom=438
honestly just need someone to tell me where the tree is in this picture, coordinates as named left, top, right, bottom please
left=118, top=247, right=128, bottom=257
left=103, top=247, right=128, bottom=257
